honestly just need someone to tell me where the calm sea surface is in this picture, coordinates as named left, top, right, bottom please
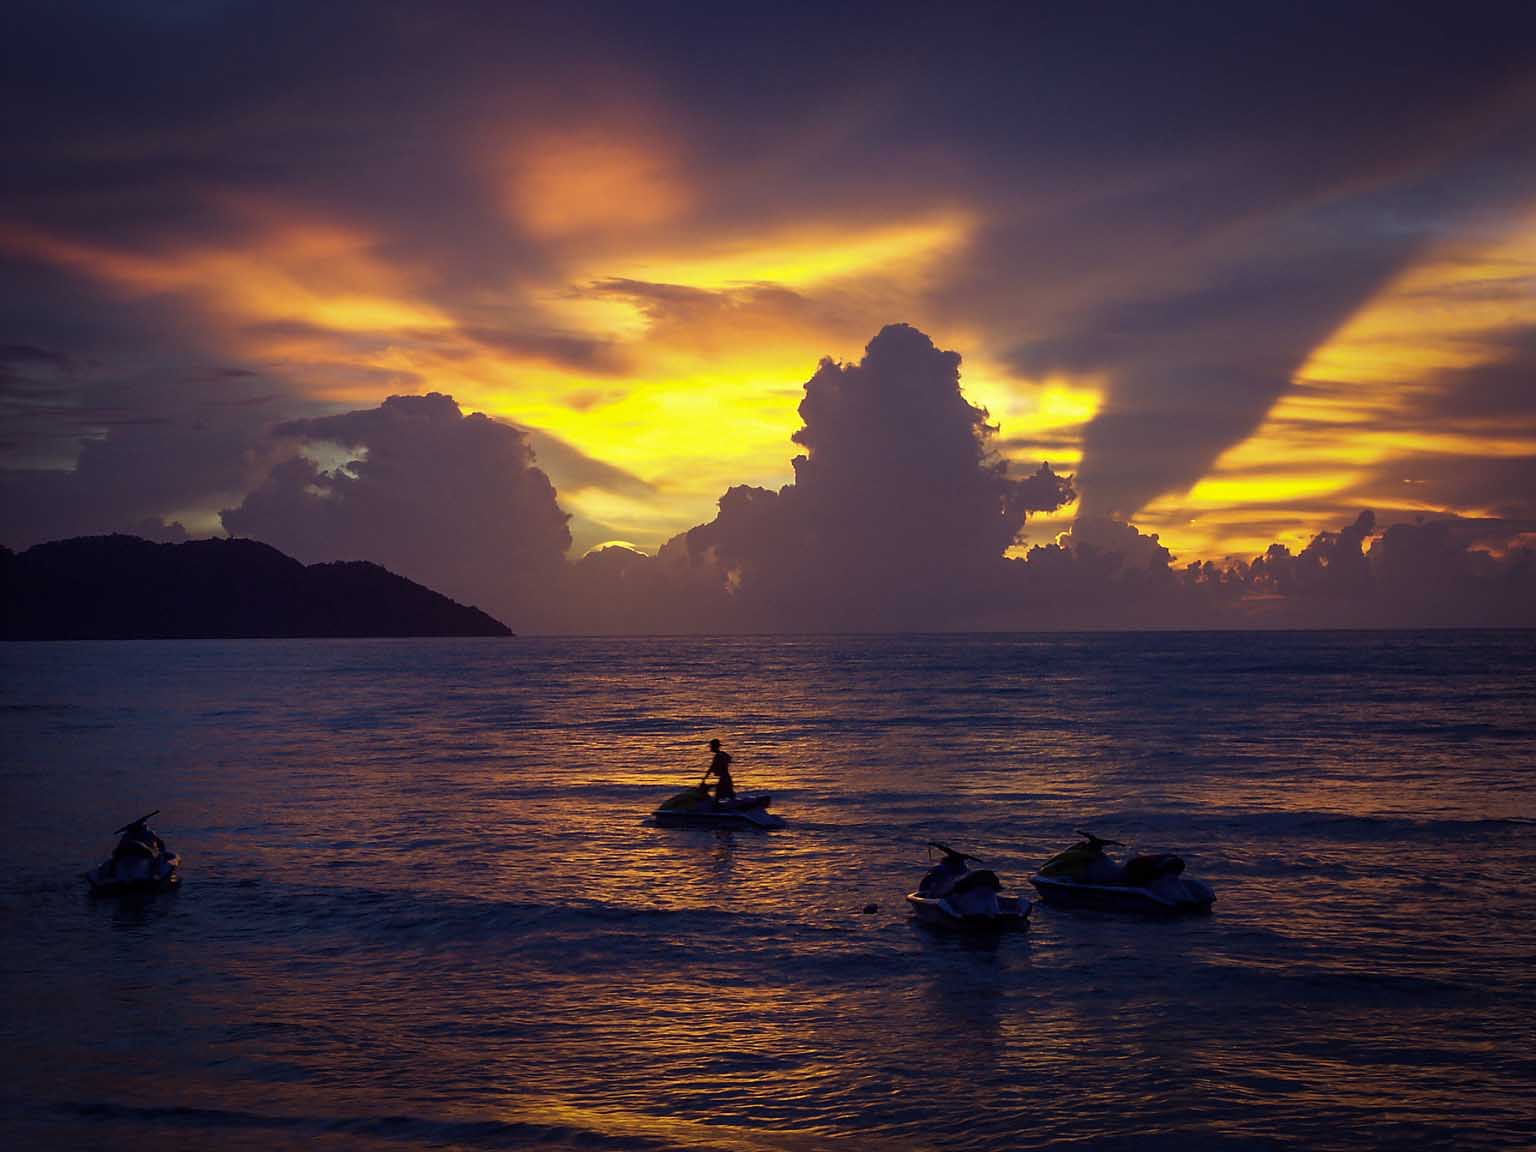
left=2, top=633, right=1534, bottom=1150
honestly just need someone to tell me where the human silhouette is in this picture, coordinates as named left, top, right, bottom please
left=705, top=738, right=736, bottom=802
left=112, top=815, right=165, bottom=863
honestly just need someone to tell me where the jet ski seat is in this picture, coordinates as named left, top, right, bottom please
left=952, top=869, right=1002, bottom=894
left=1123, top=854, right=1185, bottom=886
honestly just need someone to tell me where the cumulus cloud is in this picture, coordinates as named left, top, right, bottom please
left=563, top=324, right=1076, bottom=631
left=555, top=541, right=733, bottom=635
left=222, top=393, right=570, bottom=626
left=0, top=351, right=289, bottom=549
left=1242, top=510, right=1377, bottom=610
left=7, top=317, right=1532, bottom=632
left=1063, top=515, right=1175, bottom=571
left=547, top=327, right=1533, bottom=632
left=988, top=508, right=1536, bottom=631
left=1365, top=519, right=1536, bottom=626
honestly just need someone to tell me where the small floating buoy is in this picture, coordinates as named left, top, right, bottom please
left=862, top=903, right=878, bottom=915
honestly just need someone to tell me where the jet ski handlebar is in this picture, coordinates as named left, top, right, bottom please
left=928, top=840, right=984, bottom=864
left=1074, top=829, right=1124, bottom=851
left=113, top=809, right=160, bottom=835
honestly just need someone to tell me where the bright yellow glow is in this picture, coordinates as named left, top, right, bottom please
left=1218, top=426, right=1536, bottom=471
left=1164, top=214, right=1536, bottom=558
left=956, top=361, right=1099, bottom=481
left=1300, top=245, right=1536, bottom=385
left=1027, top=380, right=1103, bottom=430
left=1185, top=471, right=1365, bottom=508
left=1003, top=377, right=1102, bottom=457
left=613, top=215, right=971, bottom=291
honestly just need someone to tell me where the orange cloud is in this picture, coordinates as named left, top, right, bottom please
left=0, top=215, right=452, bottom=335
left=508, top=131, right=693, bottom=239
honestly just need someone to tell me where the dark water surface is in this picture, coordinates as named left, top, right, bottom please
left=3, top=633, right=1534, bottom=1150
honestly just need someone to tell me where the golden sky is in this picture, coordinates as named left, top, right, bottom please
left=3, top=6, right=1534, bottom=566
left=9, top=177, right=1532, bottom=561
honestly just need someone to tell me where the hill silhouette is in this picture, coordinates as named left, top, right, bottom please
left=0, top=535, right=513, bottom=639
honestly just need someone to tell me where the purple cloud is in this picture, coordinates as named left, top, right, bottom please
left=222, top=393, right=570, bottom=626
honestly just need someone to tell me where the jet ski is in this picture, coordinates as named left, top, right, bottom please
left=83, top=810, right=181, bottom=895
left=905, top=842, right=1030, bottom=928
left=652, top=785, right=785, bottom=829
left=1029, top=830, right=1214, bottom=913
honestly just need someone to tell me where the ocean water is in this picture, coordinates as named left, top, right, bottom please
left=2, top=632, right=1534, bottom=1151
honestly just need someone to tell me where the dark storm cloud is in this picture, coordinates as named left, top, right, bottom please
left=990, top=510, right=1536, bottom=631
left=222, top=393, right=571, bottom=626
left=878, top=5, right=1536, bottom=523
left=1339, top=331, right=1536, bottom=522
left=0, top=424, right=260, bottom=548
left=1229, top=512, right=1536, bottom=628
left=591, top=279, right=812, bottom=320
left=560, top=540, right=735, bottom=635
left=1419, top=331, right=1536, bottom=427
left=0, top=348, right=291, bottom=547
left=461, top=328, right=621, bottom=374
left=1385, top=459, right=1536, bottom=524
left=0, top=242, right=321, bottom=542
left=975, top=126, right=1536, bottom=520
left=1007, top=245, right=1405, bottom=518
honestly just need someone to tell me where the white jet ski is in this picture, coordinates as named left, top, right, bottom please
left=1029, top=830, right=1214, bottom=913
left=905, top=842, right=1030, bottom=928
left=652, top=785, right=785, bottom=829
left=83, top=810, right=182, bottom=895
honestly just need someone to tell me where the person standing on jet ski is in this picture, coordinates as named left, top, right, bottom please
left=111, top=815, right=165, bottom=870
left=704, top=738, right=736, bottom=804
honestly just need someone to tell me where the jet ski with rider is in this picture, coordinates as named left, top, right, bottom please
left=83, top=810, right=181, bottom=894
left=652, top=738, right=785, bottom=828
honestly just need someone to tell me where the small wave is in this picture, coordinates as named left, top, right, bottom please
left=1079, top=808, right=1536, bottom=844
left=220, top=881, right=776, bottom=948
left=1301, top=814, right=1536, bottom=841
left=1186, top=958, right=1482, bottom=1006
left=54, top=1100, right=682, bottom=1150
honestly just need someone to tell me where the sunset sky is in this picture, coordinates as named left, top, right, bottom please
left=3, top=3, right=1535, bottom=627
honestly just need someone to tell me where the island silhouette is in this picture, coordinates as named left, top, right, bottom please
left=0, top=535, right=512, bottom=639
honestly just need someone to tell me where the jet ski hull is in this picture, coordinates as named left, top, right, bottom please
left=1029, top=874, right=1214, bottom=913
left=84, top=853, right=182, bottom=895
left=905, top=892, right=1030, bottom=928
left=652, top=795, right=784, bottom=829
